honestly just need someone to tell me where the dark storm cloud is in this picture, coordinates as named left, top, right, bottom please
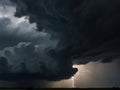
left=0, top=42, right=59, bottom=80
left=0, top=16, right=51, bottom=49
left=0, top=2, right=77, bottom=81
left=0, top=5, right=58, bottom=50
left=10, top=0, right=120, bottom=79
left=0, top=42, right=77, bottom=81
left=11, top=0, right=120, bottom=59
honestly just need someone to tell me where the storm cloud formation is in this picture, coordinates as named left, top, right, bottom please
left=0, top=0, right=77, bottom=81
left=0, top=0, right=120, bottom=81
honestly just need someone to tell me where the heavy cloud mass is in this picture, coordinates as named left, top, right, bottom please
left=0, top=0, right=120, bottom=81
left=0, top=0, right=76, bottom=81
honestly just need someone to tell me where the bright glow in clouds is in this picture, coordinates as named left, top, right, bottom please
left=40, top=60, right=120, bottom=88
left=0, top=5, right=51, bottom=38
left=0, top=6, right=15, bottom=18
left=72, top=64, right=92, bottom=88
left=37, top=65, right=90, bottom=88
left=0, top=6, right=37, bottom=34
left=0, top=5, right=58, bottom=49
left=73, top=64, right=91, bottom=81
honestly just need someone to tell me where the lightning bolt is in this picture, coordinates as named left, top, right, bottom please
left=72, top=77, right=75, bottom=88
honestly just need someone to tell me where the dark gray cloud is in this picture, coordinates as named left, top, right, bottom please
left=0, top=0, right=119, bottom=85
left=0, top=5, right=58, bottom=50
left=0, top=4, right=63, bottom=81
left=10, top=0, right=120, bottom=80
left=2, top=42, right=59, bottom=73
left=0, top=0, right=78, bottom=81
left=0, top=0, right=120, bottom=88
left=11, top=0, right=120, bottom=58
left=0, top=42, right=77, bottom=81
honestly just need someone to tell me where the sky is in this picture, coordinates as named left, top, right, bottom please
left=0, top=0, right=120, bottom=88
